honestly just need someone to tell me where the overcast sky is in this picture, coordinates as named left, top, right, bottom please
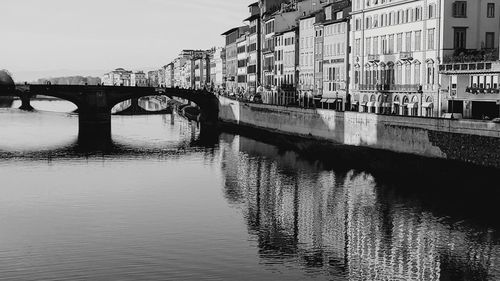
left=1, top=0, right=251, bottom=81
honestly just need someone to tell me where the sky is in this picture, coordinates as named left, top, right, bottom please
left=1, top=0, right=251, bottom=82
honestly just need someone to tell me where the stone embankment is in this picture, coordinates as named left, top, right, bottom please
left=218, top=96, right=500, bottom=169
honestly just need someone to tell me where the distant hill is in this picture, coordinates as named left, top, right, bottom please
left=36, top=76, right=101, bottom=85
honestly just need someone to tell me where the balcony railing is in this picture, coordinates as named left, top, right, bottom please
left=262, top=46, right=275, bottom=54
left=368, top=54, right=380, bottom=62
left=439, top=62, right=494, bottom=72
left=400, top=51, right=413, bottom=60
left=443, top=48, right=499, bottom=64
left=358, top=84, right=422, bottom=92
left=465, top=87, right=500, bottom=94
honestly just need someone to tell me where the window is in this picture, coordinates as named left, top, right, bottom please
left=486, top=32, right=495, bottom=49
left=389, top=34, right=394, bottom=54
left=382, top=35, right=388, bottom=54
left=428, top=4, right=435, bottom=18
left=405, top=64, right=411, bottom=84
left=373, top=36, right=379, bottom=55
left=415, top=7, right=422, bottom=21
left=414, top=62, right=421, bottom=85
left=397, top=33, right=403, bottom=52
left=426, top=62, right=435, bottom=85
left=415, top=31, right=422, bottom=51
left=406, top=32, right=412, bottom=51
left=487, top=3, right=495, bottom=18
left=366, top=37, right=371, bottom=55
left=453, top=1, right=467, bottom=18
left=427, top=28, right=435, bottom=50
left=454, top=27, right=467, bottom=49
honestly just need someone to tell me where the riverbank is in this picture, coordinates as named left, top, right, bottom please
left=218, top=96, right=500, bottom=169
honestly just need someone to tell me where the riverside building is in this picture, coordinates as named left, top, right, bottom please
left=130, top=71, right=147, bottom=87
left=320, top=2, right=351, bottom=111
left=350, top=0, right=440, bottom=116
left=222, top=26, right=249, bottom=94
left=438, top=1, right=500, bottom=119
left=350, top=0, right=500, bottom=118
left=237, top=33, right=248, bottom=94
left=245, top=3, right=261, bottom=94
left=102, top=68, right=132, bottom=86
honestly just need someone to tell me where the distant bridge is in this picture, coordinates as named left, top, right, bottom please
left=0, top=84, right=219, bottom=134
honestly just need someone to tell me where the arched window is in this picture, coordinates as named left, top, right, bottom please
left=365, top=64, right=372, bottom=84
left=426, top=59, right=435, bottom=85
left=405, top=62, right=412, bottom=85
left=396, top=61, right=403, bottom=85
left=402, top=95, right=409, bottom=105
left=379, top=62, right=387, bottom=85
left=354, top=64, right=360, bottom=85
left=387, top=62, right=395, bottom=85
left=413, top=60, right=421, bottom=85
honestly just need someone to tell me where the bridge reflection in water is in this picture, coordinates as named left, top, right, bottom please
left=218, top=134, right=500, bottom=281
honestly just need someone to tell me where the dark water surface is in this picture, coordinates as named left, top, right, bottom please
left=0, top=101, right=499, bottom=281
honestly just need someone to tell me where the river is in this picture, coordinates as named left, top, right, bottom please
left=0, top=100, right=499, bottom=281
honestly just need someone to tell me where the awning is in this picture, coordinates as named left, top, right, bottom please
left=375, top=102, right=383, bottom=107
left=382, top=102, right=392, bottom=107
left=422, top=102, right=434, bottom=108
left=366, top=102, right=375, bottom=107
left=321, top=98, right=337, bottom=103
left=407, top=102, right=419, bottom=108
left=361, top=102, right=368, bottom=106
left=352, top=101, right=360, bottom=105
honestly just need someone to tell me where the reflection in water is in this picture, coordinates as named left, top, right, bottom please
left=218, top=135, right=500, bottom=280
left=112, top=96, right=169, bottom=113
left=0, top=101, right=499, bottom=280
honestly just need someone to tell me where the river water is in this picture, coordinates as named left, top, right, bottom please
left=0, top=100, right=499, bottom=281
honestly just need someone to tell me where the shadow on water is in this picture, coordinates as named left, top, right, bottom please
left=217, top=126, right=500, bottom=280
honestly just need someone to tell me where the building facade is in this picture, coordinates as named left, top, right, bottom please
left=237, top=34, right=248, bottom=94
left=102, top=68, right=132, bottom=86
left=321, top=2, right=350, bottom=110
left=131, top=71, right=147, bottom=87
left=222, top=26, right=249, bottom=93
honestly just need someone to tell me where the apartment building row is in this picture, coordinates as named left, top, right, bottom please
left=215, top=0, right=500, bottom=119
left=144, top=0, right=500, bottom=120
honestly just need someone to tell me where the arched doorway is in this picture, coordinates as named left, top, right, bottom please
left=402, top=95, right=410, bottom=116
left=393, top=95, right=401, bottom=115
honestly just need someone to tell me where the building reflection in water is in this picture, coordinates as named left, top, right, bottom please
left=218, top=134, right=499, bottom=280
left=112, top=96, right=168, bottom=113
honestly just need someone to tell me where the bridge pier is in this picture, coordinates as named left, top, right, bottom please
left=78, top=110, right=112, bottom=138
left=129, top=98, right=142, bottom=113
left=19, top=94, right=34, bottom=111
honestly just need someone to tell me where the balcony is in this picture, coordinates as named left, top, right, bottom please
left=357, top=84, right=422, bottom=92
left=465, top=87, right=500, bottom=94
left=443, top=48, right=499, bottom=64
left=368, top=54, right=380, bottom=63
left=439, top=61, right=497, bottom=74
left=400, top=51, right=413, bottom=61
left=262, top=46, right=275, bottom=54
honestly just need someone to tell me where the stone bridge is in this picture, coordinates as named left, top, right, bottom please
left=0, top=84, right=219, bottom=134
